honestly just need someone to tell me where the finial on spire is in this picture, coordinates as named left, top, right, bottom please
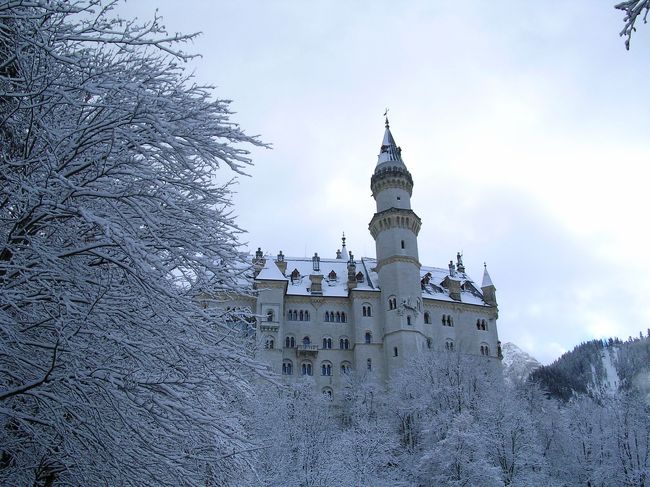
left=384, top=108, right=390, bottom=128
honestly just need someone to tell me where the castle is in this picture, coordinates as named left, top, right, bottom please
left=247, top=119, right=500, bottom=396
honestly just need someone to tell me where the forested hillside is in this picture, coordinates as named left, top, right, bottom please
left=530, top=331, right=650, bottom=401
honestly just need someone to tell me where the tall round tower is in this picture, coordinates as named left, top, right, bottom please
left=368, top=118, right=427, bottom=377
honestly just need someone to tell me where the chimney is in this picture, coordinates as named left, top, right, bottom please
left=275, top=250, right=287, bottom=275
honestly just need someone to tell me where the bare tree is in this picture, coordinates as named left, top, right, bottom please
left=0, top=1, right=266, bottom=485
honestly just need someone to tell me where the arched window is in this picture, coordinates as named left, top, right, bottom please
left=341, top=361, right=351, bottom=374
left=476, top=319, right=481, bottom=330
left=366, top=358, right=372, bottom=371
left=445, top=339, right=454, bottom=352
left=299, top=310, right=304, bottom=321
left=424, top=312, right=431, bottom=324
left=336, top=312, right=341, bottom=323
left=341, top=312, right=346, bottom=323
left=442, top=314, right=446, bottom=325
left=482, top=319, right=487, bottom=331
left=303, top=336, right=311, bottom=346
left=339, top=337, right=350, bottom=350
left=325, top=312, right=330, bottom=323
left=366, top=305, right=372, bottom=317
left=301, top=361, right=313, bottom=376
left=305, top=310, right=310, bottom=321
left=364, top=332, right=372, bottom=344
left=406, top=316, right=412, bottom=326
left=322, top=337, right=332, bottom=349
left=285, top=336, right=295, bottom=348
left=266, top=310, right=274, bottom=322
left=393, top=347, right=399, bottom=357
left=265, top=337, right=274, bottom=349
left=388, top=296, right=397, bottom=310
left=322, top=387, right=333, bottom=398
left=447, top=315, right=453, bottom=327
left=481, top=344, right=490, bottom=356
left=321, top=361, right=332, bottom=376
left=282, top=360, right=293, bottom=375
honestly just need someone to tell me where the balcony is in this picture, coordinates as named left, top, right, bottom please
left=296, top=344, right=319, bottom=357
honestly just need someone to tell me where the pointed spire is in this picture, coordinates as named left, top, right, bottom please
left=378, top=115, right=403, bottom=165
left=482, top=263, right=494, bottom=288
left=340, top=232, right=347, bottom=260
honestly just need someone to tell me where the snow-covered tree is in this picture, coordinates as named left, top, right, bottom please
left=0, top=2, right=265, bottom=485
left=616, top=0, right=650, bottom=48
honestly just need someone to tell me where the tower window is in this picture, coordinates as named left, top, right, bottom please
left=401, top=240, right=405, bottom=249
left=365, top=332, right=372, bottom=344
left=406, top=316, right=412, bottom=326
left=367, top=358, right=372, bottom=371
left=424, top=312, right=431, bottom=324
left=393, top=347, right=399, bottom=357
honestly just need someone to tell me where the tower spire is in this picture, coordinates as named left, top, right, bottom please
left=378, top=114, right=403, bottom=165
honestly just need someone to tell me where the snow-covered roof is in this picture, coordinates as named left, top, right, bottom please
left=256, top=258, right=287, bottom=281
left=254, top=254, right=490, bottom=306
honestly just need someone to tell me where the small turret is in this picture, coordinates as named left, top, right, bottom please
left=482, top=263, right=497, bottom=306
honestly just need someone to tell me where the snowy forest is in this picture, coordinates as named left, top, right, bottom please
left=1, top=1, right=650, bottom=486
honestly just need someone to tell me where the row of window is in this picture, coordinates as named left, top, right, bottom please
left=442, top=314, right=454, bottom=327
left=280, top=333, right=373, bottom=350
left=476, top=319, right=488, bottom=330
left=272, top=336, right=490, bottom=356
left=282, top=359, right=354, bottom=376
left=324, top=311, right=347, bottom=323
left=287, top=309, right=310, bottom=321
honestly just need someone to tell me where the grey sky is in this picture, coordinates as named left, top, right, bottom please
left=117, top=1, right=650, bottom=364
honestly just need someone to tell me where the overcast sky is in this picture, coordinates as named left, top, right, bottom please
left=118, top=1, right=650, bottom=364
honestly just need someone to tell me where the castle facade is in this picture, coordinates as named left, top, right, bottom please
left=248, top=119, right=500, bottom=395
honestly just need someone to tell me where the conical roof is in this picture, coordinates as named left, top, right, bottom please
left=482, top=264, right=494, bottom=288
left=377, top=117, right=404, bottom=165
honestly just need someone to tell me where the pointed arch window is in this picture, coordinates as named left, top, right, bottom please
left=364, top=332, right=372, bottom=344
left=285, top=336, right=295, bottom=348
left=322, top=337, right=332, bottom=349
left=339, top=337, right=350, bottom=350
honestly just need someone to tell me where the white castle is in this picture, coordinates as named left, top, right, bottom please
left=245, top=119, right=500, bottom=396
